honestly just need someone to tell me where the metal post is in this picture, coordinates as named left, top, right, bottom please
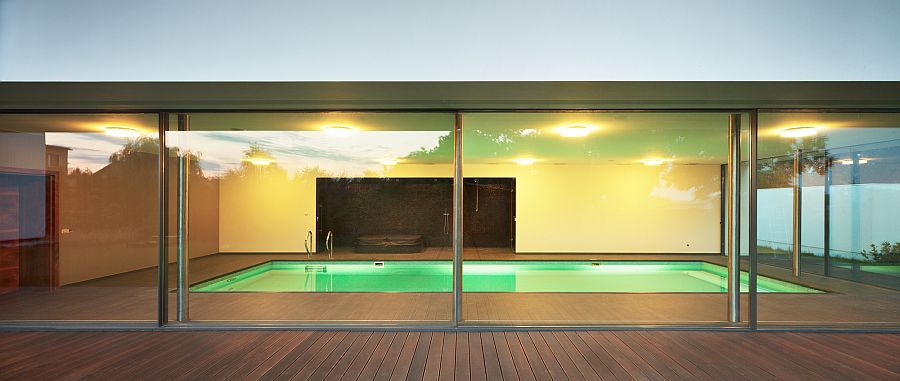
left=726, top=113, right=741, bottom=323
left=176, top=114, right=190, bottom=322
left=823, top=156, right=832, bottom=276
left=720, top=164, right=726, bottom=257
left=157, top=113, right=169, bottom=327
left=792, top=149, right=802, bottom=277
left=748, top=110, right=759, bottom=329
left=850, top=153, right=861, bottom=260
left=452, top=113, right=463, bottom=326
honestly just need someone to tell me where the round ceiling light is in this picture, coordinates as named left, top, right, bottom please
left=514, top=158, right=536, bottom=165
left=640, top=158, right=666, bottom=166
left=104, top=126, right=141, bottom=138
left=779, top=126, right=818, bottom=138
left=557, top=125, right=594, bottom=138
left=840, top=158, right=868, bottom=165
left=247, top=157, right=273, bottom=166
left=323, top=125, right=356, bottom=137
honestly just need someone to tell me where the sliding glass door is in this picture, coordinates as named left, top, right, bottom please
left=458, top=111, right=755, bottom=325
left=165, top=112, right=455, bottom=323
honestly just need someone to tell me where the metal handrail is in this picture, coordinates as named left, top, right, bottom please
left=304, top=230, right=312, bottom=258
left=325, top=231, right=334, bottom=259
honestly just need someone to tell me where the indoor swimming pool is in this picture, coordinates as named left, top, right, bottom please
left=191, top=260, right=822, bottom=293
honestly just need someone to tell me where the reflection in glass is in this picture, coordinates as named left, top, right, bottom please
left=0, top=114, right=159, bottom=321
left=460, top=112, right=740, bottom=324
left=168, top=112, right=455, bottom=322
left=758, top=112, right=900, bottom=326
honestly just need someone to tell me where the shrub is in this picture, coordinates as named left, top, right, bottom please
left=861, top=241, right=900, bottom=263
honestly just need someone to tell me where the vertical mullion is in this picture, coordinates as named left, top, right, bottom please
left=157, top=112, right=169, bottom=327
left=748, top=110, right=759, bottom=329
left=823, top=157, right=832, bottom=276
left=176, top=114, right=190, bottom=322
left=452, top=112, right=463, bottom=326
left=792, top=149, right=803, bottom=277
left=727, top=113, right=741, bottom=323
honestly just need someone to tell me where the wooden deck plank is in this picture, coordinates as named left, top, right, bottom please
left=513, top=332, right=554, bottom=381
left=524, top=331, right=571, bottom=381
left=403, top=332, right=432, bottom=381
left=0, top=331, right=897, bottom=381
left=492, top=331, right=520, bottom=381
left=467, top=332, right=488, bottom=381
left=326, top=332, right=383, bottom=381
left=422, top=332, right=444, bottom=381
left=536, top=332, right=587, bottom=381
left=480, top=332, right=503, bottom=381
left=355, top=332, right=396, bottom=381
left=453, top=331, right=470, bottom=381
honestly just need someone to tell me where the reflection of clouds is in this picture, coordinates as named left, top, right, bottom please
left=45, top=133, right=131, bottom=172
left=649, top=164, right=717, bottom=208
left=168, top=131, right=447, bottom=178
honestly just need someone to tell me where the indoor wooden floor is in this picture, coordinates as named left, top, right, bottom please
left=0, top=252, right=898, bottom=324
left=1, top=330, right=898, bottom=380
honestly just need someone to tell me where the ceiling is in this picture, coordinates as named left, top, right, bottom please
left=2, top=111, right=898, bottom=166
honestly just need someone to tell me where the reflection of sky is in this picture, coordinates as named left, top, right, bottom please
left=45, top=132, right=134, bottom=172
left=168, top=131, right=447, bottom=177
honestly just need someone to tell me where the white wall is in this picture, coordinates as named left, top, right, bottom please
left=1, top=0, right=898, bottom=81
left=219, top=163, right=722, bottom=254
left=757, top=185, right=900, bottom=260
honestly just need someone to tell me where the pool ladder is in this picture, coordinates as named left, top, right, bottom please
left=325, top=231, right=334, bottom=259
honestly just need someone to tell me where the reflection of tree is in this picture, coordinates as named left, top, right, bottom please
left=758, top=135, right=829, bottom=188
left=404, top=129, right=520, bottom=162
left=62, top=137, right=164, bottom=244
left=60, top=136, right=216, bottom=246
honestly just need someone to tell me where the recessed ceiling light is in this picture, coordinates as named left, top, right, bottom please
left=557, top=125, right=594, bottom=138
left=640, top=158, right=666, bottom=166
left=779, top=126, right=818, bottom=138
left=104, top=126, right=141, bottom=138
left=840, top=158, right=868, bottom=165
left=322, top=125, right=356, bottom=137
left=514, top=158, right=536, bottom=165
left=380, top=159, right=399, bottom=165
left=247, top=158, right=273, bottom=166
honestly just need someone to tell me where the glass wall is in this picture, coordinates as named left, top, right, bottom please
left=459, top=112, right=743, bottom=325
left=166, top=112, right=455, bottom=323
left=1, top=109, right=896, bottom=329
left=0, top=113, right=159, bottom=322
left=757, top=112, right=900, bottom=326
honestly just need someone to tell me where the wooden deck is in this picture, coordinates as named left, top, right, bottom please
left=1, top=330, right=898, bottom=380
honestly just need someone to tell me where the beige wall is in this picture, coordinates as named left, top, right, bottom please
left=60, top=156, right=220, bottom=285
left=218, top=163, right=721, bottom=254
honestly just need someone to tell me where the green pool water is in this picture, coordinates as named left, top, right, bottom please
left=191, top=261, right=822, bottom=293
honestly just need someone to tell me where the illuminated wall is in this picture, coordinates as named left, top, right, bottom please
left=218, top=163, right=722, bottom=254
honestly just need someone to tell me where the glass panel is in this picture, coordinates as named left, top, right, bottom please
left=167, top=112, right=454, bottom=323
left=460, top=112, right=750, bottom=325
left=758, top=112, right=900, bottom=326
left=0, top=113, right=159, bottom=321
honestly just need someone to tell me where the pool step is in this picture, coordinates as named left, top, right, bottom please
left=305, top=265, right=327, bottom=273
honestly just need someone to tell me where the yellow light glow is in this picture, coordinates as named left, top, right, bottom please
left=104, top=126, right=141, bottom=138
left=557, top=125, right=594, bottom=138
left=640, top=158, right=666, bottom=166
left=514, top=158, right=536, bottom=165
left=247, top=158, right=273, bottom=166
left=322, top=125, right=356, bottom=137
left=779, top=126, right=818, bottom=138
left=380, top=159, right=399, bottom=165
left=840, top=158, right=868, bottom=165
